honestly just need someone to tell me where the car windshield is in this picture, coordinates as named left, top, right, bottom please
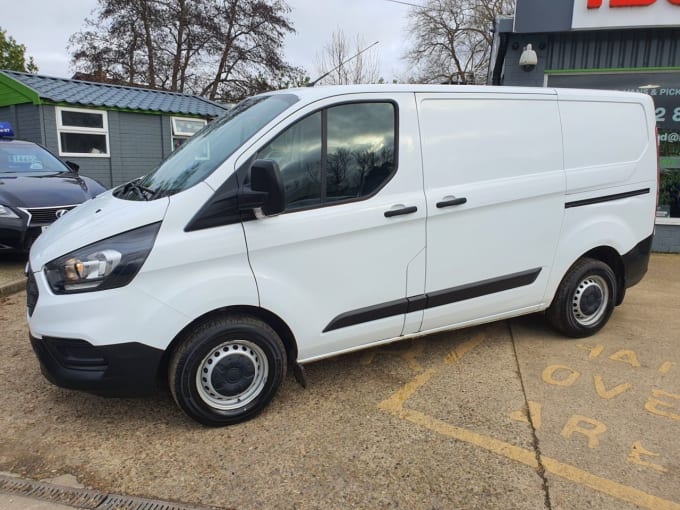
left=0, top=142, right=69, bottom=174
left=119, top=94, right=299, bottom=200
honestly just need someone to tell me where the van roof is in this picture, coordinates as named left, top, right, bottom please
left=262, top=84, right=649, bottom=104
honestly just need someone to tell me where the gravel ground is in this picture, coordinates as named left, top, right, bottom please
left=1, top=254, right=678, bottom=510
left=0, top=254, right=26, bottom=287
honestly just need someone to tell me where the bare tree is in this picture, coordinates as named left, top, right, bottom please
left=69, top=0, right=298, bottom=102
left=404, top=0, right=514, bottom=84
left=314, top=29, right=381, bottom=85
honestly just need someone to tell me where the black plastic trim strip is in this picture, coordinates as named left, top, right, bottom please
left=323, top=268, right=542, bottom=333
left=425, top=268, right=541, bottom=309
left=565, top=188, right=650, bottom=209
left=322, top=298, right=408, bottom=333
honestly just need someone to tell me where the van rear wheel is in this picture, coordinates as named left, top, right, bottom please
left=546, top=258, right=617, bottom=338
left=169, top=315, right=286, bottom=426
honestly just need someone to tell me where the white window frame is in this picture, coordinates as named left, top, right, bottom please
left=171, top=116, right=207, bottom=150
left=171, top=116, right=206, bottom=137
left=56, top=106, right=110, bottom=158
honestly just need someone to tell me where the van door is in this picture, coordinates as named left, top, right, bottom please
left=417, top=92, right=566, bottom=332
left=239, top=93, right=426, bottom=362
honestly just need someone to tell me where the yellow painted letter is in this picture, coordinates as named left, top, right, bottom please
left=609, top=350, right=641, bottom=367
left=628, top=441, right=668, bottom=473
left=509, top=401, right=543, bottom=430
left=561, top=415, right=607, bottom=448
left=644, top=389, right=680, bottom=421
left=593, top=375, right=632, bottom=400
left=542, top=365, right=581, bottom=387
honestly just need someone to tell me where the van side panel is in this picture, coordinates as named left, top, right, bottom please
left=560, top=98, right=651, bottom=193
left=417, top=93, right=566, bottom=331
left=135, top=182, right=260, bottom=347
left=542, top=92, right=657, bottom=306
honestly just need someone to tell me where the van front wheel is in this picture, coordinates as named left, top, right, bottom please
left=169, top=315, right=286, bottom=426
left=547, top=258, right=617, bottom=338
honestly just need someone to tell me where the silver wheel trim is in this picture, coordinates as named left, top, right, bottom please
left=572, top=275, right=609, bottom=327
left=195, top=340, right=269, bottom=411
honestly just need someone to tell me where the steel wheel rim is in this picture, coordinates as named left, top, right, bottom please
left=196, top=340, right=268, bottom=411
left=572, top=274, right=609, bottom=327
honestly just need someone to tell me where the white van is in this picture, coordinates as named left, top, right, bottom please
left=26, top=85, right=657, bottom=426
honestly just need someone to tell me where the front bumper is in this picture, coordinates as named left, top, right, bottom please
left=30, top=335, right=164, bottom=397
left=0, top=219, right=41, bottom=252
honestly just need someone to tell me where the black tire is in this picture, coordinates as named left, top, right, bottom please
left=169, top=314, right=286, bottom=426
left=546, top=257, right=617, bottom=338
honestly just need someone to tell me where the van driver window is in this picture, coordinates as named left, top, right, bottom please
left=257, top=102, right=396, bottom=211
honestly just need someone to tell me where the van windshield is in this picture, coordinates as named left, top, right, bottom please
left=117, top=94, right=298, bottom=200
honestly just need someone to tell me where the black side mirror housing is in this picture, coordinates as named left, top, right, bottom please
left=65, top=161, right=80, bottom=174
left=238, top=159, right=286, bottom=216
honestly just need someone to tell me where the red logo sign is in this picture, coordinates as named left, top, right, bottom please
left=588, top=0, right=680, bottom=7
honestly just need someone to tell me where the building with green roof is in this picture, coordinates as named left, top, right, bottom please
left=0, top=70, right=228, bottom=187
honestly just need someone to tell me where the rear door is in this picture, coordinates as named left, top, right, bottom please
left=417, top=91, right=566, bottom=332
left=240, top=93, right=426, bottom=361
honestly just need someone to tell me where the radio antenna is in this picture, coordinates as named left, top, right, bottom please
left=307, top=40, right=380, bottom=87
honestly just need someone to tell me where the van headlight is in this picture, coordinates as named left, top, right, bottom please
left=45, top=223, right=161, bottom=294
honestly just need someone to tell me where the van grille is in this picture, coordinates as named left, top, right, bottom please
left=22, top=205, right=77, bottom=226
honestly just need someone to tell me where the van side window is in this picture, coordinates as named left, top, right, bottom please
left=326, top=103, right=395, bottom=201
left=258, top=112, right=322, bottom=210
left=257, top=102, right=396, bottom=211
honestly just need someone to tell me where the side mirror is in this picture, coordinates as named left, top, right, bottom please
left=239, top=159, right=286, bottom=216
left=65, top=161, right=80, bottom=174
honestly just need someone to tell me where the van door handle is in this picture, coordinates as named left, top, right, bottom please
left=384, top=205, right=418, bottom=217
left=436, top=196, right=467, bottom=208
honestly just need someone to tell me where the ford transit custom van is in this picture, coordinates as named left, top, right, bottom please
left=26, top=85, right=658, bottom=426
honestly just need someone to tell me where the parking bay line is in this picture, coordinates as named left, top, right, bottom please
left=377, top=338, right=680, bottom=510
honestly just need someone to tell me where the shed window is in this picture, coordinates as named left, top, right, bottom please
left=172, top=117, right=207, bottom=149
left=56, top=107, right=109, bottom=157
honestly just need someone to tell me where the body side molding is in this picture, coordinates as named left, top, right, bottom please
left=323, top=268, right=542, bottom=333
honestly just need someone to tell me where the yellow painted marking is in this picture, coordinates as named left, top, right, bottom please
left=609, top=349, right=641, bottom=368
left=593, top=375, right=632, bottom=400
left=659, top=361, right=675, bottom=375
left=360, top=342, right=424, bottom=372
left=445, top=333, right=486, bottom=365
left=377, top=331, right=680, bottom=510
left=381, top=402, right=680, bottom=510
left=539, top=456, right=680, bottom=510
left=401, top=342, right=425, bottom=373
left=644, top=389, right=680, bottom=421
left=401, top=407, right=540, bottom=467
left=560, top=415, right=608, bottom=448
left=628, top=441, right=668, bottom=473
left=542, top=364, right=581, bottom=387
left=578, top=343, right=605, bottom=359
left=377, top=369, right=436, bottom=414
left=509, top=401, right=542, bottom=430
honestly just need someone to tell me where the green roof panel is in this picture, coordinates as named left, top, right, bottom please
left=0, top=70, right=228, bottom=117
left=0, top=71, right=41, bottom=107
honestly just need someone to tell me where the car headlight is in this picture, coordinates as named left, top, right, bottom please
left=0, top=205, right=19, bottom=219
left=45, top=222, right=161, bottom=294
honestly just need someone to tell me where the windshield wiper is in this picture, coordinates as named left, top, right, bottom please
left=119, top=179, right=155, bottom=201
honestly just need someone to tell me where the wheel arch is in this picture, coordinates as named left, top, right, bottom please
left=581, top=245, right=625, bottom=305
left=548, top=245, right=625, bottom=309
left=157, top=305, right=298, bottom=384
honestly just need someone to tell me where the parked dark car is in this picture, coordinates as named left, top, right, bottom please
left=0, top=122, right=107, bottom=253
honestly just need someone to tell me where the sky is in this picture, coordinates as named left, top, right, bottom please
left=1, top=0, right=415, bottom=83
